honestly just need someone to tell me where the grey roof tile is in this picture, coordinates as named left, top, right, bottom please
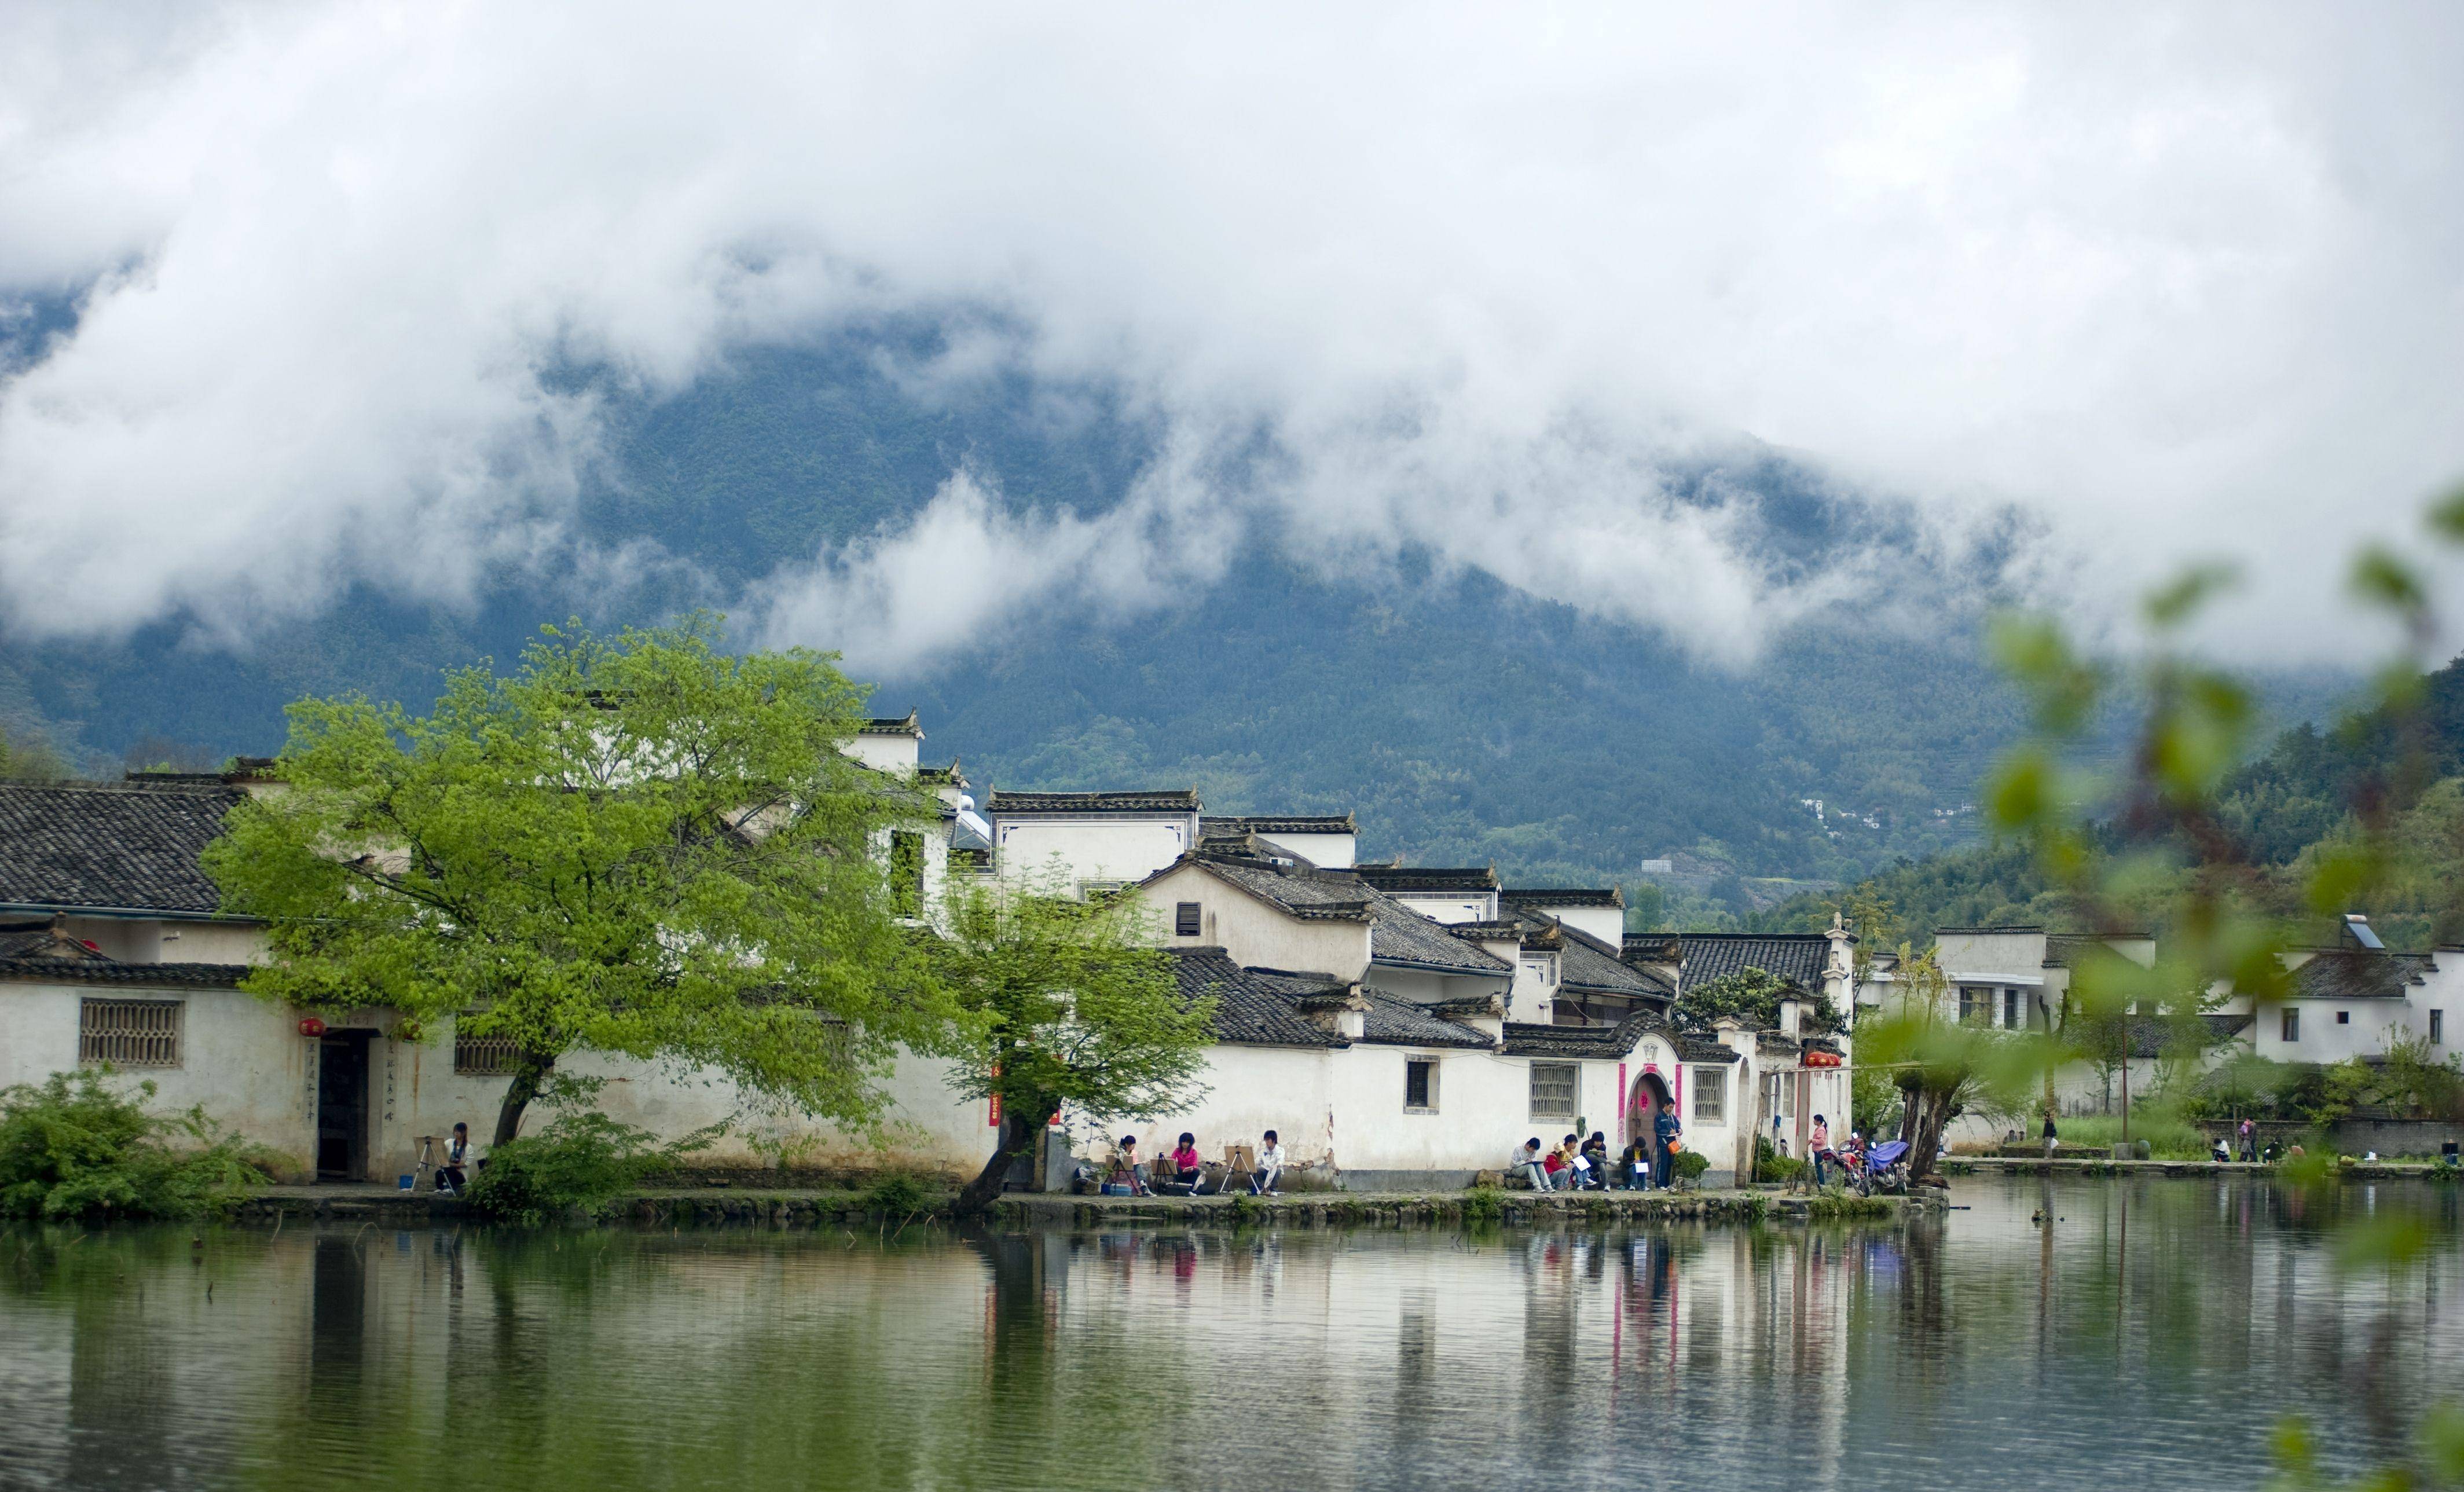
left=1165, top=947, right=1347, bottom=1048
left=1664, top=933, right=1836, bottom=996
left=0, top=956, right=247, bottom=988
left=987, top=789, right=1201, bottom=813
left=1357, top=988, right=1495, bottom=1049
left=2288, top=951, right=2434, bottom=1002
left=0, top=782, right=242, bottom=915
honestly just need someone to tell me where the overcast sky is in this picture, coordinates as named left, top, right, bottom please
left=2, top=3, right=2460, bottom=669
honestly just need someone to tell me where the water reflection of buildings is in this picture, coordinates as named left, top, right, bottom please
left=5, top=1186, right=2462, bottom=1487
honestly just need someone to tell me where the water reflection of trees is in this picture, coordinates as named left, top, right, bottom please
left=3, top=1187, right=2459, bottom=1489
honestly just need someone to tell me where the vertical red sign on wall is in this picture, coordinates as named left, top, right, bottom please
left=988, top=1063, right=1002, bottom=1128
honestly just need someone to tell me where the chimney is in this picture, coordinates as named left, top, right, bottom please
left=1778, top=996, right=1802, bottom=1038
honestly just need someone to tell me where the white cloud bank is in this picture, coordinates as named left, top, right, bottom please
left=2, top=3, right=2461, bottom=668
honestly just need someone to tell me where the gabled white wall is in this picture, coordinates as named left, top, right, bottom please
left=996, top=817, right=1196, bottom=890
left=842, top=732, right=920, bottom=775
left=1134, top=862, right=1371, bottom=979
left=1549, top=908, right=1625, bottom=946
left=1255, top=830, right=1355, bottom=868
left=1391, top=891, right=1496, bottom=924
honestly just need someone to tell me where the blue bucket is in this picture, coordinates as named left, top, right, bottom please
left=398, top=1174, right=415, bottom=1190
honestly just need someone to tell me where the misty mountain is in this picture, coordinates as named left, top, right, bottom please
left=0, top=336, right=2351, bottom=922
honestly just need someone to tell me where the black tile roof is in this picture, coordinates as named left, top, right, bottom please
left=1199, top=815, right=1356, bottom=837
left=1552, top=921, right=1669, bottom=999
left=1623, top=934, right=1681, bottom=963
left=859, top=713, right=922, bottom=736
left=1504, top=888, right=1625, bottom=909
left=1164, top=947, right=1347, bottom=1048
left=1499, top=1008, right=1716, bottom=1061
left=1937, top=925, right=2047, bottom=934
left=2122, top=1013, right=2257, bottom=1059
left=986, top=789, right=1201, bottom=814
left=2287, top=951, right=2434, bottom=1002
left=1358, top=988, right=1496, bottom=1049
left=0, top=956, right=247, bottom=988
left=2043, top=932, right=2157, bottom=967
left=1179, top=853, right=1512, bottom=975
left=1667, top=934, right=1836, bottom=996
left=1353, top=866, right=1499, bottom=893
left=0, top=782, right=244, bottom=916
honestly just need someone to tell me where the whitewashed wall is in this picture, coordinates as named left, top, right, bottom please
left=1253, top=830, right=1356, bottom=868
left=996, top=818, right=1195, bottom=890
left=1135, top=864, right=1372, bottom=977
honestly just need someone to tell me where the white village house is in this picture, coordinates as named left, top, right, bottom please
left=0, top=714, right=1870, bottom=1189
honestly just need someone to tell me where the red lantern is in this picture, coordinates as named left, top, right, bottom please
left=298, top=1016, right=327, bottom=1038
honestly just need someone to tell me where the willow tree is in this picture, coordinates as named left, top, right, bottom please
left=204, top=619, right=960, bottom=1148
left=937, top=881, right=1214, bottom=1215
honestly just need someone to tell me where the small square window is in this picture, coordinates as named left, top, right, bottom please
left=1174, top=901, right=1201, bottom=937
left=1529, top=1061, right=1579, bottom=1120
left=2282, top=1009, right=2300, bottom=1042
left=1404, top=1058, right=1438, bottom=1113
left=2335, top=1010, right=2351, bottom=1025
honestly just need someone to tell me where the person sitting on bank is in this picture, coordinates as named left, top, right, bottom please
left=1621, top=1134, right=1653, bottom=1192
left=1514, top=1138, right=1552, bottom=1191
left=1581, top=1131, right=1611, bottom=1190
left=1109, top=1134, right=1150, bottom=1196
left=1540, top=1140, right=1571, bottom=1192
left=439, top=1122, right=474, bottom=1196
left=1251, top=1130, right=1285, bottom=1195
left=1170, top=1132, right=1204, bottom=1193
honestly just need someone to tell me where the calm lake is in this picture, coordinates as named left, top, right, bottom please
left=2, top=1176, right=2459, bottom=1490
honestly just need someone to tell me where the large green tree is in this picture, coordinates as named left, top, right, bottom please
left=204, top=619, right=960, bottom=1147
left=936, top=880, right=1215, bottom=1214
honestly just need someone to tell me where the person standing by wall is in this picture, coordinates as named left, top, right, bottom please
left=1653, top=1102, right=1682, bottom=1190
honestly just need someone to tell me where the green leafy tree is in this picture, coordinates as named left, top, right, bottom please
left=937, top=879, right=1215, bottom=1214
left=1674, top=965, right=1841, bottom=1036
left=204, top=618, right=960, bottom=1149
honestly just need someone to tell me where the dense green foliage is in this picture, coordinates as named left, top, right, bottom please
left=1673, top=966, right=1842, bottom=1036
left=937, top=880, right=1213, bottom=1211
left=204, top=618, right=963, bottom=1147
left=1772, top=654, right=2464, bottom=946
left=0, top=1069, right=265, bottom=1220
left=464, top=1079, right=720, bottom=1225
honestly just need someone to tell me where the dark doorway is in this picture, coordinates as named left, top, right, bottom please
left=1630, top=1072, right=1673, bottom=1144
left=316, top=1032, right=372, bottom=1181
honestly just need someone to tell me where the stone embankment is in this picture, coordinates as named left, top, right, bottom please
left=996, top=1188, right=1930, bottom=1227
left=235, top=1183, right=1934, bottom=1229
left=1948, top=1156, right=2462, bottom=1181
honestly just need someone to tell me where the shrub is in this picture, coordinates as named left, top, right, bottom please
left=0, top=1069, right=267, bottom=1220
left=1461, top=1186, right=1504, bottom=1223
left=1671, top=1150, right=1710, bottom=1183
left=1753, top=1138, right=1806, bottom=1183
left=466, top=1077, right=719, bottom=1225
left=864, top=1172, right=929, bottom=1217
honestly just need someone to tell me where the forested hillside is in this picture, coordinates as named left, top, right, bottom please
left=0, top=336, right=2351, bottom=919
left=1765, top=655, right=2464, bottom=949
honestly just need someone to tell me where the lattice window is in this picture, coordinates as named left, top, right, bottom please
left=454, top=1028, right=520, bottom=1076
left=80, top=999, right=182, bottom=1068
left=1693, top=1068, right=1726, bottom=1123
left=1528, top=1061, right=1579, bottom=1120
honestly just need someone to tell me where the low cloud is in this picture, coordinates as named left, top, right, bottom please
left=3, top=3, right=2461, bottom=666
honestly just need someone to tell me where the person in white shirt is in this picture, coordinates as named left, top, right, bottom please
left=440, top=1122, right=475, bottom=1195
left=1250, top=1130, right=1285, bottom=1194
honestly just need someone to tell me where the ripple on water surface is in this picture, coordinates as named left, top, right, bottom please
left=0, top=1175, right=2457, bottom=1491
